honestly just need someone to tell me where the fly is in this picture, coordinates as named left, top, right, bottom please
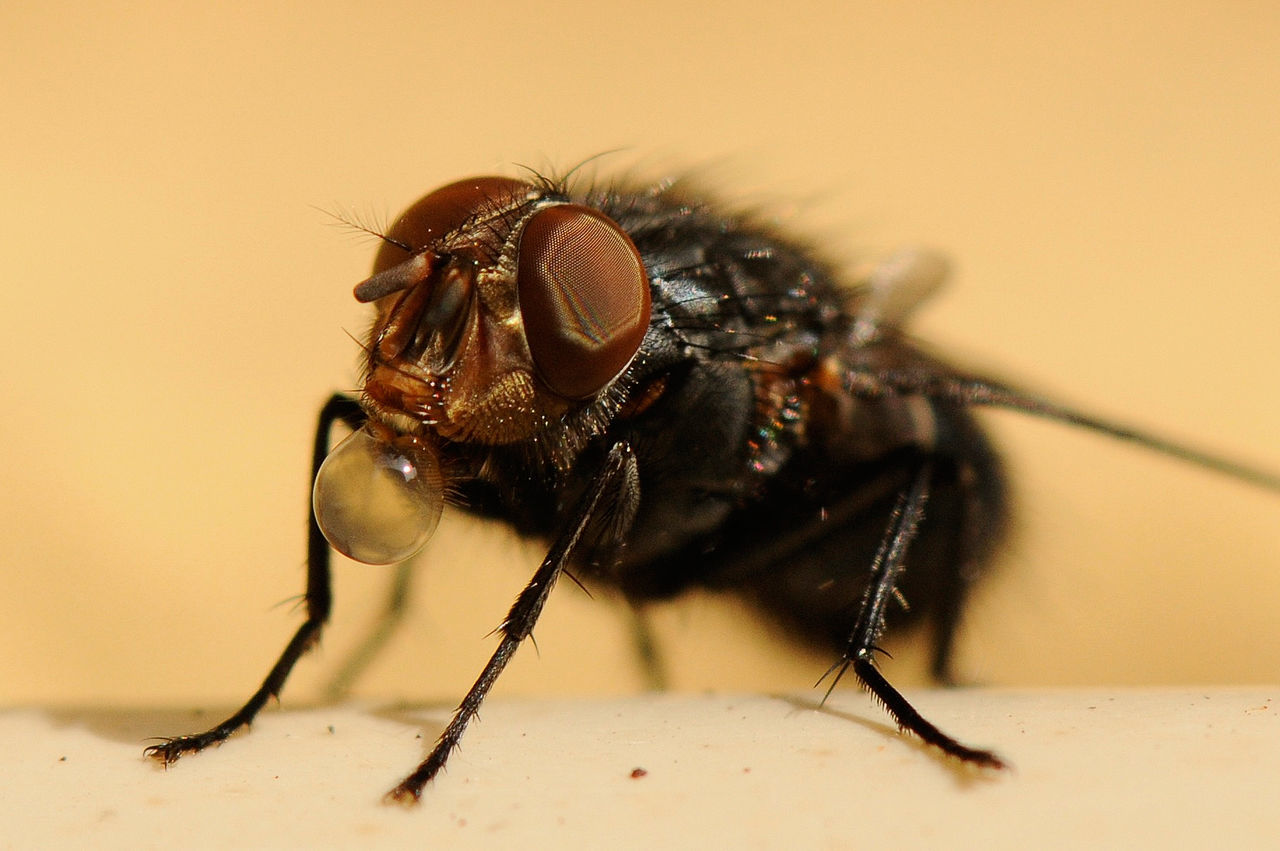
left=146, top=171, right=1280, bottom=803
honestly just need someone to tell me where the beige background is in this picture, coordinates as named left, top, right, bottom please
left=3, top=2, right=1278, bottom=715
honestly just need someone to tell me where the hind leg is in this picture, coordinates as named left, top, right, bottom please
left=818, top=455, right=1004, bottom=766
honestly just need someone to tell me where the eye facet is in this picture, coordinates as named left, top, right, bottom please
left=517, top=205, right=651, bottom=400
left=373, top=176, right=530, bottom=275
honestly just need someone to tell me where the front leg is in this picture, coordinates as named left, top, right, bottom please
left=387, top=441, right=639, bottom=803
left=821, top=455, right=1005, bottom=768
left=146, top=394, right=365, bottom=763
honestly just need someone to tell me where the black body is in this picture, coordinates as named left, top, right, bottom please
left=151, top=173, right=1279, bottom=801
left=451, top=185, right=1005, bottom=675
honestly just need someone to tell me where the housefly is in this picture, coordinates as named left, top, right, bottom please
left=147, top=171, right=1280, bottom=802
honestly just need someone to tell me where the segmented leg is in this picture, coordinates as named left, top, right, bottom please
left=325, top=558, right=414, bottom=699
left=625, top=604, right=667, bottom=691
left=146, top=394, right=365, bottom=763
left=820, top=456, right=1005, bottom=768
left=386, top=441, right=639, bottom=803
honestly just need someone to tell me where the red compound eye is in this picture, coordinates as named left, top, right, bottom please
left=517, top=204, right=651, bottom=400
left=372, top=176, right=530, bottom=274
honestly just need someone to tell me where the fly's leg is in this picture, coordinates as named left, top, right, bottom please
left=625, top=604, right=667, bottom=691
left=386, top=441, right=639, bottom=803
left=325, top=558, right=414, bottom=699
left=924, top=495, right=971, bottom=686
left=146, top=393, right=365, bottom=763
left=820, top=455, right=1005, bottom=768
left=928, top=440, right=1005, bottom=685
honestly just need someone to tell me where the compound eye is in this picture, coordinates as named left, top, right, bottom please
left=517, top=205, right=651, bottom=399
left=373, top=176, right=530, bottom=275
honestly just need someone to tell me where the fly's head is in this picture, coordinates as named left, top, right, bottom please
left=313, top=176, right=653, bottom=565
left=358, top=176, right=652, bottom=444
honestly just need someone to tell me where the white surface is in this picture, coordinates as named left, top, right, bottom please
left=5, top=689, right=1277, bottom=849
